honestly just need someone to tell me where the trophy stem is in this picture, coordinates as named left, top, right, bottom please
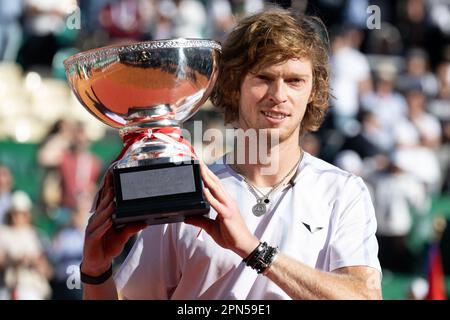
left=116, top=124, right=194, bottom=169
left=124, top=104, right=179, bottom=129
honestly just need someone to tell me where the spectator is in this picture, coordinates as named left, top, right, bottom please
left=374, top=155, right=430, bottom=273
left=397, top=0, right=444, bottom=67
left=440, top=118, right=450, bottom=193
left=341, top=0, right=369, bottom=29
left=205, top=0, right=235, bottom=42
left=330, top=24, right=372, bottom=135
left=397, top=48, right=439, bottom=98
left=0, top=0, right=25, bottom=61
left=0, top=165, right=13, bottom=225
left=78, top=0, right=112, bottom=33
left=429, top=61, right=450, bottom=192
left=20, top=0, right=77, bottom=69
left=361, top=63, right=409, bottom=151
left=393, top=118, right=441, bottom=194
left=50, top=196, right=89, bottom=300
left=99, top=0, right=145, bottom=41
left=305, top=0, right=346, bottom=27
left=154, top=0, right=207, bottom=39
left=58, top=123, right=101, bottom=212
left=435, top=60, right=450, bottom=100
left=334, top=149, right=377, bottom=201
left=334, top=149, right=363, bottom=177
left=407, top=277, right=429, bottom=300
left=230, top=0, right=265, bottom=18
left=151, top=0, right=175, bottom=40
left=364, top=21, right=403, bottom=56
left=342, top=110, right=390, bottom=156
left=405, top=88, right=442, bottom=150
left=0, top=191, right=53, bottom=299
left=429, top=0, right=450, bottom=37
left=37, top=119, right=74, bottom=213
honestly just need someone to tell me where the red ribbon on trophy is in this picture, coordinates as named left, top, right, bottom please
left=116, top=127, right=197, bottom=163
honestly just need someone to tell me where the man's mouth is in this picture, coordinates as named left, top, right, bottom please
left=261, top=111, right=290, bottom=120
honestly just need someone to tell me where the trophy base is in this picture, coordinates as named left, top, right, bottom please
left=112, top=161, right=210, bottom=227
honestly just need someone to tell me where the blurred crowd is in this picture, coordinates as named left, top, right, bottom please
left=0, top=0, right=450, bottom=299
left=0, top=120, right=100, bottom=299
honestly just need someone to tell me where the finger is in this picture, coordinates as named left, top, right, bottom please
left=203, top=188, right=224, bottom=214
left=91, top=170, right=113, bottom=211
left=88, top=218, right=113, bottom=242
left=185, top=216, right=215, bottom=235
left=105, top=169, right=113, bottom=186
left=96, top=187, right=114, bottom=213
left=202, top=162, right=230, bottom=196
left=116, top=222, right=147, bottom=243
left=119, top=222, right=147, bottom=238
left=99, top=170, right=114, bottom=200
left=200, top=163, right=228, bottom=204
left=86, top=202, right=115, bottom=234
left=199, top=161, right=221, bottom=184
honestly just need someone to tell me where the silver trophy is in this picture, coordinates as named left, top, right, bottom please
left=64, top=39, right=221, bottom=226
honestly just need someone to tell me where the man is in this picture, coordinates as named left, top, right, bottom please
left=80, top=8, right=382, bottom=300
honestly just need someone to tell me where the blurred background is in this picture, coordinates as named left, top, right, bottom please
left=0, top=0, right=449, bottom=300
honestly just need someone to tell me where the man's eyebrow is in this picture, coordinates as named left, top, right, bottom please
left=255, top=71, right=311, bottom=78
left=285, top=74, right=311, bottom=79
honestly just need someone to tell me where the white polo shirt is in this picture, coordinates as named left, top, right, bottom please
left=114, top=152, right=381, bottom=299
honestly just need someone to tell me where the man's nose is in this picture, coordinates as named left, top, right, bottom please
left=268, top=80, right=287, bottom=105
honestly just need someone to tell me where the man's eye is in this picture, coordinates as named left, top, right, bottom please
left=287, top=78, right=304, bottom=84
left=256, top=75, right=270, bottom=81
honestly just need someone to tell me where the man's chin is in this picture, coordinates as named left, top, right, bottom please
left=267, top=127, right=300, bottom=143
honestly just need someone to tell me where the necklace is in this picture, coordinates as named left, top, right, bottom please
left=232, top=151, right=303, bottom=217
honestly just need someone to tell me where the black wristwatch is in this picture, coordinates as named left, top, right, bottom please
left=80, top=263, right=113, bottom=285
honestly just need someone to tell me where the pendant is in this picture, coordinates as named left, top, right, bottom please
left=252, top=199, right=267, bottom=216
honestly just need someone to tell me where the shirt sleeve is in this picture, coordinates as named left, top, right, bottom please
left=329, top=176, right=381, bottom=274
left=114, top=224, right=181, bottom=299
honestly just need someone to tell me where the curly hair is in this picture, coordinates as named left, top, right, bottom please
left=210, top=8, right=331, bottom=133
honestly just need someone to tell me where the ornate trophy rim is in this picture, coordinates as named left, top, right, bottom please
left=63, top=38, right=222, bottom=70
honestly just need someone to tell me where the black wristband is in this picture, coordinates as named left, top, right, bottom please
left=243, top=242, right=265, bottom=264
left=80, top=263, right=113, bottom=285
left=243, top=242, right=279, bottom=274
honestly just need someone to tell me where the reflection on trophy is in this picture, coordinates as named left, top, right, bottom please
left=64, top=39, right=221, bottom=226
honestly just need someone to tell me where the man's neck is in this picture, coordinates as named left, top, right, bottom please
left=231, top=138, right=303, bottom=188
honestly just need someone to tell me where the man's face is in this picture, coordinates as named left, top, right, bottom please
left=237, top=58, right=313, bottom=142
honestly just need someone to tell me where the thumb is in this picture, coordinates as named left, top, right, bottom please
left=123, top=222, right=147, bottom=235
left=117, top=222, right=147, bottom=242
left=185, top=216, right=215, bottom=235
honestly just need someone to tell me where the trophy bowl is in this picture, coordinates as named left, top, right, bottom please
left=64, top=39, right=221, bottom=226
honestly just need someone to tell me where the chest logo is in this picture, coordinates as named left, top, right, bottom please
left=302, top=222, right=323, bottom=234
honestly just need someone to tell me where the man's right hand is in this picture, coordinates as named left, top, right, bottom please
left=81, top=170, right=147, bottom=277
